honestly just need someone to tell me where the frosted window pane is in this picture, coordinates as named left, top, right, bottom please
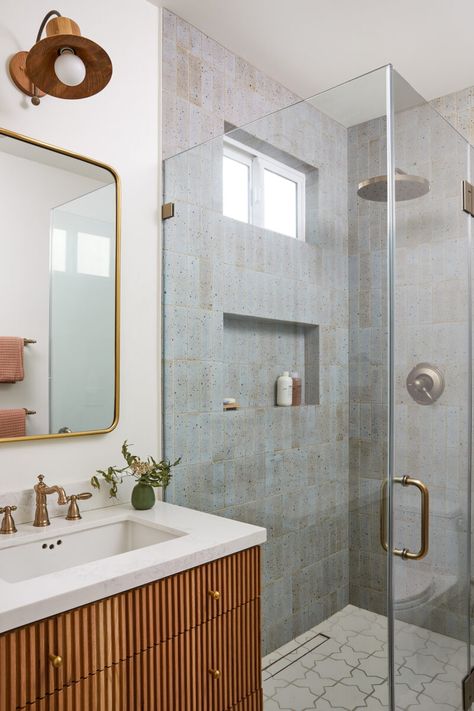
left=77, top=232, right=110, bottom=277
left=51, top=228, right=67, bottom=272
left=264, top=169, right=297, bottom=237
left=223, top=156, right=249, bottom=223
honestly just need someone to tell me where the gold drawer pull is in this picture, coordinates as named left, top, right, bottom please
left=208, top=590, right=220, bottom=601
left=209, top=668, right=221, bottom=680
left=49, top=653, right=63, bottom=669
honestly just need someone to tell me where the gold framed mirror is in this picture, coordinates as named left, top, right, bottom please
left=0, top=127, right=120, bottom=443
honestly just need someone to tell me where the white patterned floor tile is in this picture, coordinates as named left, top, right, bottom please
left=332, top=645, right=372, bottom=668
left=405, top=695, right=458, bottom=711
left=263, top=605, right=466, bottom=711
left=312, top=657, right=353, bottom=681
left=276, top=661, right=315, bottom=684
left=394, top=665, right=430, bottom=692
left=391, top=684, right=419, bottom=708
left=438, top=662, right=466, bottom=683
left=419, top=678, right=461, bottom=707
left=309, top=699, right=343, bottom=711
left=263, top=699, right=283, bottom=711
left=343, top=669, right=386, bottom=695
left=271, top=684, right=318, bottom=710
left=323, top=682, right=367, bottom=708
left=402, top=652, right=447, bottom=677
left=370, top=681, right=389, bottom=705
left=357, top=654, right=389, bottom=678
left=346, top=632, right=386, bottom=655
left=355, top=696, right=388, bottom=710
left=299, top=639, right=343, bottom=668
left=263, top=676, right=288, bottom=699
left=263, top=650, right=284, bottom=668
left=292, top=669, right=337, bottom=696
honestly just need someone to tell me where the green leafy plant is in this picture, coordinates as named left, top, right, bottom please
left=91, top=441, right=181, bottom=499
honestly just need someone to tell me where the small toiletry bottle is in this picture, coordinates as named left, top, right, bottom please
left=276, top=371, right=293, bottom=406
left=291, top=372, right=302, bottom=406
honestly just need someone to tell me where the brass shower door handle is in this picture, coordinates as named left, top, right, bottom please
left=380, top=476, right=429, bottom=560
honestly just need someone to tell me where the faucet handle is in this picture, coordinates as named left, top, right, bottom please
left=0, top=505, right=18, bottom=534
left=66, top=492, right=92, bottom=521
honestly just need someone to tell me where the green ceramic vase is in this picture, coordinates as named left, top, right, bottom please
left=131, top=482, right=156, bottom=510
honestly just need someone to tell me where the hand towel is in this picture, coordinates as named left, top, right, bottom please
left=0, top=409, right=26, bottom=438
left=0, top=337, right=24, bottom=383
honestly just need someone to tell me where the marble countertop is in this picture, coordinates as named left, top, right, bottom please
left=0, top=501, right=266, bottom=633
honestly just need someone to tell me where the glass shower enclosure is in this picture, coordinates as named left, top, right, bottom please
left=162, top=65, right=473, bottom=710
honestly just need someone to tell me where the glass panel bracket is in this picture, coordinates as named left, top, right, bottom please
left=463, top=668, right=474, bottom=710
left=462, top=180, right=474, bottom=217
left=162, top=202, right=175, bottom=220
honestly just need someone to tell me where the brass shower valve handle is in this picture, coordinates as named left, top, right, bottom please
left=0, top=505, right=18, bottom=534
left=65, top=492, right=92, bottom=521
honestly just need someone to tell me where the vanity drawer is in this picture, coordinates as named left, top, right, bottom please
left=130, top=598, right=262, bottom=711
left=18, top=599, right=262, bottom=711
left=15, top=664, right=125, bottom=711
left=122, top=544, right=261, bottom=654
left=0, top=597, right=126, bottom=710
left=160, top=543, right=261, bottom=630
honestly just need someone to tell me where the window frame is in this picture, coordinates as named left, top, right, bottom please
left=223, top=137, right=306, bottom=240
left=223, top=142, right=253, bottom=224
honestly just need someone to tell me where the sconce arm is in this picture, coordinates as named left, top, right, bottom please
left=36, top=11, right=62, bottom=43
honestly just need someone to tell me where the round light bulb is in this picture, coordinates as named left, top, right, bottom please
left=54, top=49, right=86, bottom=86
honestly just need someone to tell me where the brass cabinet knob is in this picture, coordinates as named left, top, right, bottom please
left=49, top=653, right=63, bottom=669
left=209, top=668, right=220, bottom=680
left=208, top=590, right=220, bottom=601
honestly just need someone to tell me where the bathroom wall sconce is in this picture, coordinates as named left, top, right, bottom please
left=9, top=10, right=112, bottom=106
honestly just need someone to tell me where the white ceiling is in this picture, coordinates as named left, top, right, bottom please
left=154, top=0, right=474, bottom=102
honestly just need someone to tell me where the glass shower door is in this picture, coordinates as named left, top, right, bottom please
left=390, top=69, right=472, bottom=711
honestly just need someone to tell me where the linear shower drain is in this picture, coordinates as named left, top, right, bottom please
left=262, top=633, right=330, bottom=679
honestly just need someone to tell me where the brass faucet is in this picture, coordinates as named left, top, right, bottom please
left=33, top=475, right=67, bottom=527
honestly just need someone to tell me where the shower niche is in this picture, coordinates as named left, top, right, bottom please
left=223, top=313, right=319, bottom=409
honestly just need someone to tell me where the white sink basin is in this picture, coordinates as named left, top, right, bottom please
left=0, top=517, right=185, bottom=583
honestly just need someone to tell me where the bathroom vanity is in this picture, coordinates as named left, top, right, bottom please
left=0, top=502, right=266, bottom=710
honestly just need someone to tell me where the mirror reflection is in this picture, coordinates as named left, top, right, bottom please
left=0, top=131, right=119, bottom=441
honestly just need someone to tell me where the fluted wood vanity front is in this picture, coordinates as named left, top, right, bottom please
left=0, top=546, right=262, bottom=711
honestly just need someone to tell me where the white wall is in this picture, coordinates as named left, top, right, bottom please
left=0, top=0, right=161, bottom=492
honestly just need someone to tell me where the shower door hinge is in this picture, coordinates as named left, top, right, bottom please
left=463, top=668, right=474, bottom=710
left=161, top=202, right=175, bottom=220
left=462, top=180, right=474, bottom=217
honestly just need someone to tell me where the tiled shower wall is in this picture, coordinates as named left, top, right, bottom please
left=162, top=10, right=299, bottom=159
left=432, top=86, right=474, bottom=144
left=162, top=11, right=349, bottom=654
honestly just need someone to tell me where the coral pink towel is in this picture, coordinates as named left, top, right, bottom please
left=0, top=409, right=26, bottom=438
left=0, top=337, right=24, bottom=383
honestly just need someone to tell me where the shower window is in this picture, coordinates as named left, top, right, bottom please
left=223, top=137, right=305, bottom=239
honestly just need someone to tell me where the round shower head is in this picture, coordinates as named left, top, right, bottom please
left=357, top=169, right=430, bottom=202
